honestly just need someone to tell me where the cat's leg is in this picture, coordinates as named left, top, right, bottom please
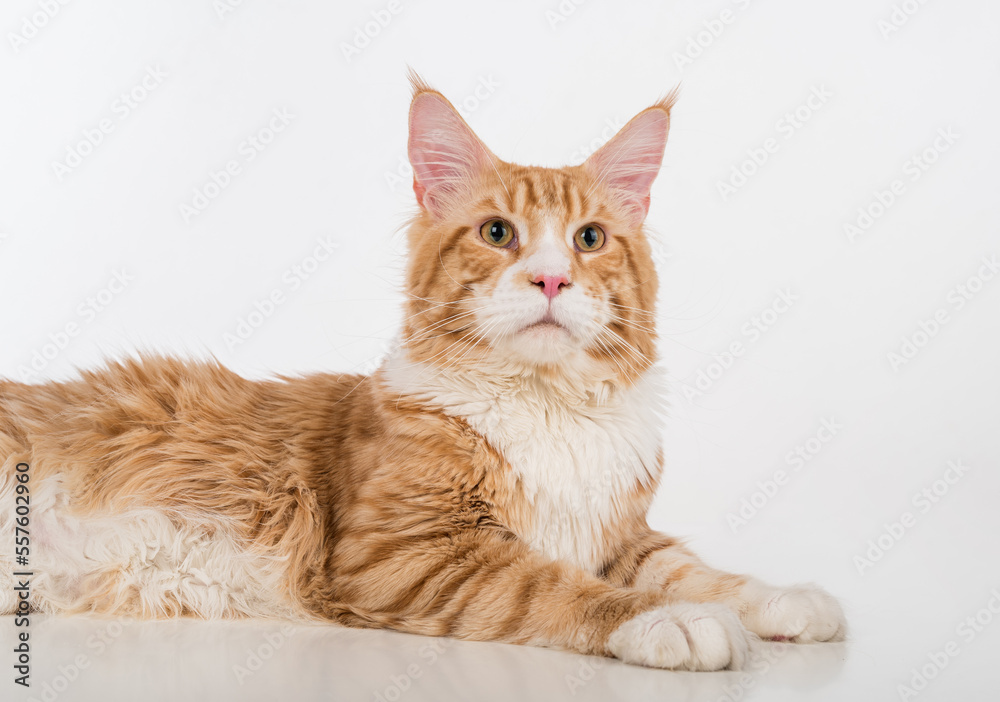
left=605, top=534, right=846, bottom=643
left=315, top=532, right=753, bottom=671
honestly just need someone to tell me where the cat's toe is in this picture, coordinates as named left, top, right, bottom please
left=607, top=602, right=753, bottom=670
left=741, top=583, right=846, bottom=643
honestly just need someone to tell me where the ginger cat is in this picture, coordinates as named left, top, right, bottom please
left=0, top=75, right=845, bottom=670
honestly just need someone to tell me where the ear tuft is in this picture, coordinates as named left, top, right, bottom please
left=653, top=85, right=681, bottom=114
left=584, top=89, right=678, bottom=223
left=406, top=66, right=434, bottom=98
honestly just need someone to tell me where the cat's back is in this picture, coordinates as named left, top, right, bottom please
left=0, top=356, right=372, bottom=484
left=0, top=356, right=376, bottom=618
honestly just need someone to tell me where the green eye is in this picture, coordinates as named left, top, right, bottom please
left=575, top=224, right=606, bottom=251
left=480, top=219, right=514, bottom=247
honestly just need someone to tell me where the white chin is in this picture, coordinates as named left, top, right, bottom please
left=501, top=323, right=580, bottom=365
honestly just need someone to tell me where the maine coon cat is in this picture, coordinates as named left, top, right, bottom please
left=0, top=75, right=845, bottom=670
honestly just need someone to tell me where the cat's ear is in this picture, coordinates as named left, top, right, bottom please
left=584, top=89, right=678, bottom=223
left=407, top=75, right=495, bottom=216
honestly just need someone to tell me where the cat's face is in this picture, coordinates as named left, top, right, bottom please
left=401, top=79, right=674, bottom=384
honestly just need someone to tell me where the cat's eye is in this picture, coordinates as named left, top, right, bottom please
left=480, top=219, right=515, bottom=248
left=574, top=224, right=606, bottom=252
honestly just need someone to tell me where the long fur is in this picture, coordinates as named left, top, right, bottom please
left=0, top=81, right=845, bottom=670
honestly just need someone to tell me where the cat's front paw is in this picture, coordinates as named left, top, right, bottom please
left=606, top=602, right=753, bottom=671
left=740, top=583, right=846, bottom=643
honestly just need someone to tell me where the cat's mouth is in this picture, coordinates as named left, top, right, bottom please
left=520, top=313, right=570, bottom=335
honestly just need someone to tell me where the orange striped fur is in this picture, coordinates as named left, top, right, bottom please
left=0, top=77, right=845, bottom=670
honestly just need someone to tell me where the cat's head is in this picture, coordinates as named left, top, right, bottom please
left=401, top=75, right=675, bottom=385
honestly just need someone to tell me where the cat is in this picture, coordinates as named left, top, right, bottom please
left=0, top=74, right=845, bottom=671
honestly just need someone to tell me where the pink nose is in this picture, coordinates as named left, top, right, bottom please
left=532, top=274, right=571, bottom=301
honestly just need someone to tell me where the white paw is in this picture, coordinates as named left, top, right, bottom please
left=741, top=583, right=846, bottom=643
left=607, top=602, right=753, bottom=671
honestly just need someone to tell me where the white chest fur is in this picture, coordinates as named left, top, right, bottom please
left=380, top=352, right=665, bottom=573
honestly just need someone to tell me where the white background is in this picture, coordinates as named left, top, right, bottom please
left=2, top=0, right=999, bottom=700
